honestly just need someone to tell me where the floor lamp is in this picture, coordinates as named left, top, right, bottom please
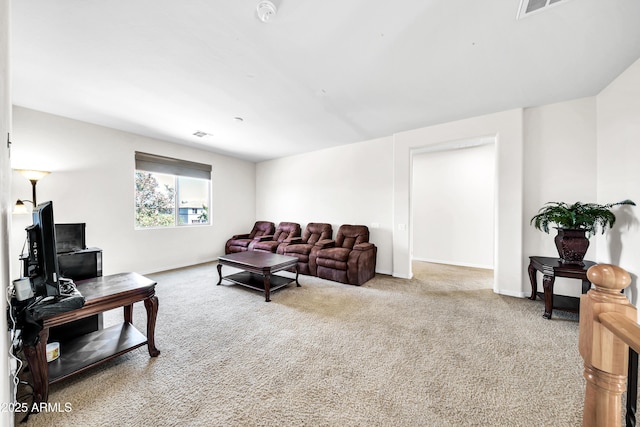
left=14, top=169, right=50, bottom=212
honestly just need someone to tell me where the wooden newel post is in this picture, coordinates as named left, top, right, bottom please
left=579, top=264, right=635, bottom=427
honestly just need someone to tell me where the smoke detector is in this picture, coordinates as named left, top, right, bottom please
left=257, top=1, right=277, bottom=23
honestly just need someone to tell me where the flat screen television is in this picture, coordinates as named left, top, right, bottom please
left=26, top=201, right=61, bottom=298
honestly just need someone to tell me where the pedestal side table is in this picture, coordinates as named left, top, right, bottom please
left=528, top=256, right=596, bottom=319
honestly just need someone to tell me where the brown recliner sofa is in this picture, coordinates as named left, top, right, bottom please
left=280, top=222, right=333, bottom=275
left=225, top=221, right=275, bottom=254
left=252, top=222, right=301, bottom=253
left=311, top=224, right=377, bottom=285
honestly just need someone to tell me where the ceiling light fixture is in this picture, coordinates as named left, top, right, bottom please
left=256, top=1, right=277, bottom=23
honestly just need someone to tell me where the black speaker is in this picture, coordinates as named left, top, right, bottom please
left=51, top=247, right=103, bottom=343
left=55, top=223, right=86, bottom=254
left=57, top=248, right=102, bottom=281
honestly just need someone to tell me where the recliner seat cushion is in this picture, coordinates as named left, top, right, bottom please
left=317, top=247, right=351, bottom=263
left=284, top=244, right=313, bottom=256
left=316, top=258, right=347, bottom=271
left=253, top=241, right=280, bottom=252
left=228, top=239, right=251, bottom=248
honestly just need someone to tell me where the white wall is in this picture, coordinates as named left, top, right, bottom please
left=256, top=102, right=603, bottom=299
left=256, top=137, right=394, bottom=275
left=523, top=97, right=597, bottom=298
left=1, top=0, right=12, bottom=423
left=596, top=57, right=640, bottom=305
left=10, top=107, right=256, bottom=276
left=412, top=143, right=495, bottom=269
left=11, top=87, right=627, bottom=303
left=393, top=110, right=524, bottom=296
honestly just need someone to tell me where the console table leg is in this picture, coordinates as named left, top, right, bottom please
left=528, top=263, right=537, bottom=300
left=264, top=272, right=271, bottom=302
left=216, top=263, right=223, bottom=285
left=23, top=327, right=50, bottom=405
left=543, top=274, right=555, bottom=319
left=144, top=296, right=161, bottom=357
left=124, top=304, right=133, bottom=323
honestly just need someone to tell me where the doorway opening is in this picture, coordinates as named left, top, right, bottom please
left=409, top=136, right=497, bottom=289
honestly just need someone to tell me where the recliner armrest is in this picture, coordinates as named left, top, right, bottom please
left=253, top=235, right=274, bottom=241
left=315, top=239, right=335, bottom=249
left=285, top=236, right=303, bottom=244
left=231, top=233, right=250, bottom=239
left=353, top=242, right=374, bottom=251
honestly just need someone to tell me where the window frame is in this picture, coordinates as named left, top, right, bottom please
left=134, top=152, right=212, bottom=230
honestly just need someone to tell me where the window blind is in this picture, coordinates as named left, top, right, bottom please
left=135, top=152, right=212, bottom=180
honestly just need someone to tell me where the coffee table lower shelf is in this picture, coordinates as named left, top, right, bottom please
left=222, top=271, right=295, bottom=294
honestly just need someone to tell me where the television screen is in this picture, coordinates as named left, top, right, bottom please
left=27, top=201, right=61, bottom=298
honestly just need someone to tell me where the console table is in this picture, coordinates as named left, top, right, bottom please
left=528, top=256, right=596, bottom=319
left=23, top=272, right=160, bottom=404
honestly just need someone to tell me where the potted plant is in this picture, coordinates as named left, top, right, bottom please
left=530, top=199, right=635, bottom=265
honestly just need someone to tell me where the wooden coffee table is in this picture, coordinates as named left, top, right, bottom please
left=217, top=251, right=300, bottom=302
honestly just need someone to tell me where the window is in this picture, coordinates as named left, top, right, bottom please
left=134, top=152, right=212, bottom=229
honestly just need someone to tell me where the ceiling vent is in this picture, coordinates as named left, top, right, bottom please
left=517, top=0, right=569, bottom=19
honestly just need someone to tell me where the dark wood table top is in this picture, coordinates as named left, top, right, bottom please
left=219, top=251, right=298, bottom=269
left=43, top=272, right=157, bottom=328
left=529, top=256, right=596, bottom=274
left=76, top=272, right=156, bottom=302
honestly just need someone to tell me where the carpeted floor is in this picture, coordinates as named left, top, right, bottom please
left=17, top=261, right=585, bottom=426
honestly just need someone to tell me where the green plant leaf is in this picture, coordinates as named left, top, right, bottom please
left=530, top=200, right=635, bottom=235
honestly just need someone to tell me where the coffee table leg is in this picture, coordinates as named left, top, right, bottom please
left=264, top=272, right=271, bottom=302
left=543, top=274, right=555, bottom=319
left=144, top=295, right=161, bottom=357
left=217, top=263, right=223, bottom=285
left=295, top=264, right=300, bottom=287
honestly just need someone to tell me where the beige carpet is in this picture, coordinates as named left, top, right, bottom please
left=18, top=261, right=585, bottom=426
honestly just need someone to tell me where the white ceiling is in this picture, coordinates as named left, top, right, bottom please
left=11, top=0, right=640, bottom=162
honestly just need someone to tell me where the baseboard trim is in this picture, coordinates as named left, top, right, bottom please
left=494, top=288, right=529, bottom=298
left=412, top=257, right=494, bottom=270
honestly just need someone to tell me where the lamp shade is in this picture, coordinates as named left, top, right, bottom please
left=13, top=199, right=31, bottom=214
left=17, top=169, right=50, bottom=181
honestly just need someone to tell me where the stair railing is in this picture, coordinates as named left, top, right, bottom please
left=579, top=263, right=639, bottom=427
